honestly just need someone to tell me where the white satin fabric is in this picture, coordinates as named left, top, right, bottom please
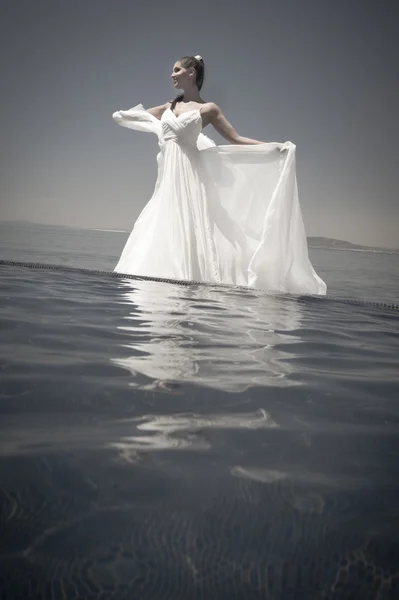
left=112, top=105, right=326, bottom=295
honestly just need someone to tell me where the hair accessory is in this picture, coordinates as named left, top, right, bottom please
left=194, top=55, right=202, bottom=61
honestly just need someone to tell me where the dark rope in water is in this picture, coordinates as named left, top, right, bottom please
left=1, top=259, right=398, bottom=312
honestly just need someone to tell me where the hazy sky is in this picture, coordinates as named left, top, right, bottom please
left=1, top=0, right=398, bottom=248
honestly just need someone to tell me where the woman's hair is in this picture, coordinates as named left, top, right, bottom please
left=170, top=55, right=205, bottom=111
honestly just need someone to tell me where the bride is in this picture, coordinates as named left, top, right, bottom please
left=112, top=55, right=326, bottom=295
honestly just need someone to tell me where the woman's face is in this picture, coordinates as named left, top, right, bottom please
left=171, top=61, right=193, bottom=89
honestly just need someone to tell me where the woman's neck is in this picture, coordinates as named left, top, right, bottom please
left=181, top=87, right=202, bottom=103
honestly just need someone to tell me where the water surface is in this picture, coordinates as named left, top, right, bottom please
left=1, top=222, right=399, bottom=599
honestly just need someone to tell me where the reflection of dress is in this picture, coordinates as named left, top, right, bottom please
left=112, top=105, right=326, bottom=295
left=112, top=278, right=304, bottom=392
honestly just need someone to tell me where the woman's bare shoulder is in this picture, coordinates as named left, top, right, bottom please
left=200, top=102, right=221, bottom=116
left=146, top=102, right=171, bottom=120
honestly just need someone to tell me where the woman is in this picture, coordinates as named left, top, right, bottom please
left=113, top=55, right=326, bottom=295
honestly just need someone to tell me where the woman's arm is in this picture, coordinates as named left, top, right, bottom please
left=202, top=103, right=264, bottom=145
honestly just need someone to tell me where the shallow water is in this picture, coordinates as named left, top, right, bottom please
left=1, top=221, right=399, bottom=302
left=1, top=222, right=399, bottom=599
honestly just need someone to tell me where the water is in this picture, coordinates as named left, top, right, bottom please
left=1, top=221, right=399, bottom=599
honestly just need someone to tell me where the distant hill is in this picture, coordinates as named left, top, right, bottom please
left=307, top=237, right=399, bottom=253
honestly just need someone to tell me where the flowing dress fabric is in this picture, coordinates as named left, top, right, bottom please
left=112, top=105, right=326, bottom=295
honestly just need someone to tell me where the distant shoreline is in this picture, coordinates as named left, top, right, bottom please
left=307, top=236, right=399, bottom=254
left=1, top=220, right=398, bottom=254
left=91, top=228, right=129, bottom=233
left=308, top=246, right=398, bottom=255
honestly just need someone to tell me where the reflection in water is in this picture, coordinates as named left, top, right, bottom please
left=111, top=408, right=277, bottom=462
left=2, top=265, right=399, bottom=599
left=111, top=278, right=303, bottom=391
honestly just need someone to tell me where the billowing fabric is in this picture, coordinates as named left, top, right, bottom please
left=112, top=104, right=326, bottom=295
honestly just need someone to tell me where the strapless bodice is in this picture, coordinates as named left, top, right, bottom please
left=161, top=108, right=202, bottom=147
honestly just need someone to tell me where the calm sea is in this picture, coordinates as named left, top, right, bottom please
left=1, top=221, right=399, bottom=599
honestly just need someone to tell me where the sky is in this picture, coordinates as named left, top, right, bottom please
left=0, top=0, right=398, bottom=248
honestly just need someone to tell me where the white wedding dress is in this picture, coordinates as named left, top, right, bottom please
left=112, top=105, right=326, bottom=295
